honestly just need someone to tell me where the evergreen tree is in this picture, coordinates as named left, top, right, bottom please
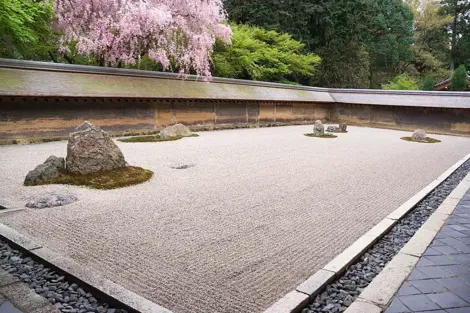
left=451, top=64, right=468, bottom=90
left=440, top=0, right=470, bottom=70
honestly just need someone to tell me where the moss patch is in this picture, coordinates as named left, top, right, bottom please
left=118, top=134, right=199, bottom=143
left=25, top=166, right=153, bottom=190
left=304, top=133, right=338, bottom=139
left=401, top=137, right=441, bottom=143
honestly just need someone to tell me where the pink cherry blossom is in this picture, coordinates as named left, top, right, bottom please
left=54, top=0, right=231, bottom=78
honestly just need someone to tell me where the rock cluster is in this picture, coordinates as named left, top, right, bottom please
left=67, top=121, right=127, bottom=174
left=24, top=121, right=127, bottom=185
left=302, top=159, right=470, bottom=313
left=326, top=124, right=348, bottom=133
left=411, top=129, right=427, bottom=141
left=313, top=120, right=325, bottom=137
left=160, top=123, right=193, bottom=140
left=24, top=156, right=65, bottom=185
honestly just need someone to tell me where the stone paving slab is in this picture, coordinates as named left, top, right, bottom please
left=0, top=126, right=470, bottom=313
left=0, top=268, right=59, bottom=313
left=386, top=190, right=470, bottom=313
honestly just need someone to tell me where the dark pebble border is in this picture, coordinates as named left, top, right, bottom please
left=302, top=159, right=470, bottom=313
left=0, top=242, right=129, bottom=313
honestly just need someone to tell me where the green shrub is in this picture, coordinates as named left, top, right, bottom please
left=212, top=24, right=321, bottom=84
left=383, top=74, right=419, bottom=90
left=422, top=76, right=437, bottom=91
left=451, top=65, right=468, bottom=91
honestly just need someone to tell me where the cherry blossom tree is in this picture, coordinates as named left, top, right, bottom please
left=54, top=0, right=231, bottom=77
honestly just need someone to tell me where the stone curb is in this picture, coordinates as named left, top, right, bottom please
left=0, top=199, right=24, bottom=214
left=0, top=224, right=174, bottom=313
left=263, top=152, right=470, bottom=313
left=0, top=268, right=60, bottom=313
left=345, top=172, right=470, bottom=312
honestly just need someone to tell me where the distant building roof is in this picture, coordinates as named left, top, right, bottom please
left=434, top=73, right=470, bottom=91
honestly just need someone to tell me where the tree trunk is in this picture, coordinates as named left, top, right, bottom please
left=450, top=11, right=457, bottom=71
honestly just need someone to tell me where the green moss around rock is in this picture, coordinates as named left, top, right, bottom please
left=25, top=166, right=153, bottom=190
left=401, top=137, right=441, bottom=143
left=304, top=133, right=338, bottom=139
left=118, top=134, right=199, bottom=143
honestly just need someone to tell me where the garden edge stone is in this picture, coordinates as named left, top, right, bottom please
left=0, top=224, right=174, bottom=313
left=347, top=171, right=470, bottom=311
left=263, top=152, right=470, bottom=313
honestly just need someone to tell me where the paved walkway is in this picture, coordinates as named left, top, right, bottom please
left=0, top=269, right=57, bottom=313
left=386, top=190, right=470, bottom=313
left=1, top=126, right=470, bottom=313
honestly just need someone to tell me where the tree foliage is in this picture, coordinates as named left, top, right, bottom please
left=224, top=0, right=414, bottom=88
left=367, top=0, right=414, bottom=87
left=54, top=0, right=232, bottom=77
left=451, top=64, right=468, bottom=90
left=440, top=0, right=470, bottom=70
left=212, top=24, right=320, bottom=84
left=402, top=0, right=452, bottom=82
left=383, top=74, right=419, bottom=90
left=422, top=76, right=437, bottom=91
left=0, top=0, right=55, bottom=59
left=314, top=41, right=371, bottom=89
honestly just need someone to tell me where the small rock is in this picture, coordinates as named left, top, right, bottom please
left=159, top=123, right=193, bottom=140
left=24, top=155, right=66, bottom=185
left=411, top=129, right=427, bottom=141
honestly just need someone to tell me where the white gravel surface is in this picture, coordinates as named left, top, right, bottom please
left=0, top=125, right=469, bottom=313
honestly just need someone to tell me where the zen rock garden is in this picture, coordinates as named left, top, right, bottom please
left=24, top=121, right=153, bottom=190
left=1, top=122, right=468, bottom=313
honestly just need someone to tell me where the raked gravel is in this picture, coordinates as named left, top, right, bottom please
left=0, top=125, right=470, bottom=313
left=302, top=159, right=470, bottom=313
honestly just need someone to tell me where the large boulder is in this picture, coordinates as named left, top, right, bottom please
left=313, top=120, right=325, bottom=137
left=66, top=121, right=127, bottom=174
left=160, top=123, right=192, bottom=140
left=24, top=156, right=65, bottom=185
left=412, top=129, right=427, bottom=141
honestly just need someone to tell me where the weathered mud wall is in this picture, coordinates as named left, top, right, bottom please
left=1, top=96, right=469, bottom=144
left=0, top=59, right=469, bottom=144
left=331, top=103, right=470, bottom=136
left=0, top=97, right=333, bottom=143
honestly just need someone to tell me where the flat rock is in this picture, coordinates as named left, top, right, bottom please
left=26, top=193, right=78, bottom=209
